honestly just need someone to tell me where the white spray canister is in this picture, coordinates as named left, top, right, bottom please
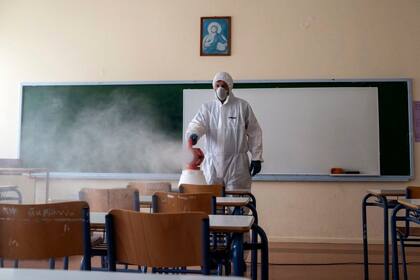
left=178, top=139, right=207, bottom=186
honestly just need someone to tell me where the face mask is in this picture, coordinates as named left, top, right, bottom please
left=216, top=87, right=228, bottom=101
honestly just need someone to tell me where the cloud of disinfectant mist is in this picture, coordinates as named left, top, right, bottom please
left=22, top=92, right=194, bottom=173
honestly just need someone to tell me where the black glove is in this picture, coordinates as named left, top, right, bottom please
left=249, top=160, right=261, bottom=176
left=190, top=134, right=198, bottom=145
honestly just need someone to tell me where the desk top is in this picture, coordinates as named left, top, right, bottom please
left=367, top=189, right=406, bottom=196
left=0, top=185, right=19, bottom=190
left=225, top=189, right=252, bottom=195
left=140, top=195, right=153, bottom=206
left=0, top=268, right=245, bottom=280
left=209, top=214, right=254, bottom=232
left=0, top=168, right=48, bottom=173
left=90, top=212, right=254, bottom=233
left=215, top=197, right=250, bottom=207
left=139, top=196, right=251, bottom=207
left=398, top=199, right=420, bottom=210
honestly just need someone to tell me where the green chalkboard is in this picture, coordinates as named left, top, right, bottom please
left=20, top=80, right=412, bottom=177
left=21, top=84, right=202, bottom=173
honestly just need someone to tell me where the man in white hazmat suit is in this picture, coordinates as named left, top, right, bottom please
left=186, top=72, right=263, bottom=190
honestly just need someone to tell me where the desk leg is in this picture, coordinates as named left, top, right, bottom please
left=247, top=203, right=259, bottom=280
left=232, top=233, right=244, bottom=276
left=246, top=203, right=258, bottom=224
left=249, top=193, right=257, bottom=208
left=45, top=171, right=50, bottom=203
left=32, top=178, right=36, bottom=203
left=362, top=193, right=372, bottom=280
left=391, top=204, right=403, bottom=280
left=14, top=188, right=22, bottom=204
left=380, top=196, right=390, bottom=280
left=232, top=206, right=241, bottom=215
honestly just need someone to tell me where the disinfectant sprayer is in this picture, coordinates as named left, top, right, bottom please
left=178, top=138, right=207, bottom=186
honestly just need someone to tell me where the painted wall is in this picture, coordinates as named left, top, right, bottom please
left=1, top=0, right=419, bottom=242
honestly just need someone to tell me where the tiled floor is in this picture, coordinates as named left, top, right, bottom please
left=263, top=242, right=420, bottom=279
left=2, top=242, right=420, bottom=279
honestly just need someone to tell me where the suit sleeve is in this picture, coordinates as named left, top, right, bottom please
left=185, top=104, right=208, bottom=141
left=246, top=104, right=263, bottom=161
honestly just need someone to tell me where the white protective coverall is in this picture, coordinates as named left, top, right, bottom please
left=186, top=72, right=263, bottom=190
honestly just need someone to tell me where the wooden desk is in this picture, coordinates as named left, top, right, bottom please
left=140, top=195, right=257, bottom=224
left=0, top=185, right=22, bottom=203
left=90, top=212, right=254, bottom=233
left=362, top=188, right=406, bottom=280
left=391, top=198, right=420, bottom=280
left=140, top=195, right=153, bottom=207
left=215, top=197, right=250, bottom=207
left=367, top=189, right=406, bottom=196
left=140, top=196, right=251, bottom=208
left=397, top=198, right=420, bottom=210
left=225, top=189, right=252, bottom=195
left=0, top=168, right=50, bottom=203
left=0, top=268, right=246, bottom=280
left=209, top=214, right=254, bottom=233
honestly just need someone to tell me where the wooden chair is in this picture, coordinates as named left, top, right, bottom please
left=127, top=182, right=171, bottom=211
left=152, top=192, right=215, bottom=214
left=406, top=186, right=420, bottom=199
left=106, top=210, right=210, bottom=274
left=180, top=184, right=225, bottom=215
left=0, top=201, right=91, bottom=270
left=396, top=186, right=420, bottom=279
left=179, top=184, right=224, bottom=197
left=79, top=188, right=139, bottom=267
left=152, top=191, right=231, bottom=274
left=127, top=181, right=171, bottom=195
left=79, top=188, right=139, bottom=212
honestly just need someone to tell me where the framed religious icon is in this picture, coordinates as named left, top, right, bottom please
left=200, top=16, right=231, bottom=56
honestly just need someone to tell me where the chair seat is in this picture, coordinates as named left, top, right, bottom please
left=397, top=226, right=420, bottom=237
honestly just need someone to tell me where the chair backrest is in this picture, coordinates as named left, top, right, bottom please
left=127, top=181, right=171, bottom=195
left=0, top=201, right=91, bottom=268
left=406, top=186, right=420, bottom=199
left=106, top=210, right=209, bottom=271
left=79, top=188, right=139, bottom=212
left=152, top=192, right=215, bottom=215
left=179, top=184, right=225, bottom=197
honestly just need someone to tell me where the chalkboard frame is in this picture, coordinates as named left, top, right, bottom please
left=20, top=78, right=413, bottom=182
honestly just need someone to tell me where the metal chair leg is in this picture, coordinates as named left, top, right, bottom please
left=256, top=225, right=269, bottom=280
left=362, top=193, right=372, bottom=280
left=225, top=260, right=231, bottom=275
left=231, top=233, right=245, bottom=276
left=398, top=232, right=408, bottom=280
left=63, top=256, right=69, bottom=270
left=101, top=256, right=107, bottom=268
left=217, top=263, right=223, bottom=275
left=251, top=228, right=258, bottom=280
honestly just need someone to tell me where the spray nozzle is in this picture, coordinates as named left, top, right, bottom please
left=186, top=140, right=204, bottom=170
left=188, top=138, right=194, bottom=148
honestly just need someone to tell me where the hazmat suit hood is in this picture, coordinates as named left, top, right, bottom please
left=212, top=72, right=234, bottom=93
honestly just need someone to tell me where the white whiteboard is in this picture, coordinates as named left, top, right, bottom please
left=183, top=87, right=380, bottom=175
